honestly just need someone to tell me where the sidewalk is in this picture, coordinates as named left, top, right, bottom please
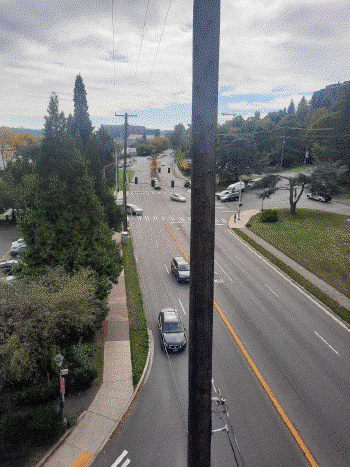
left=228, top=209, right=350, bottom=313
left=37, top=232, right=153, bottom=467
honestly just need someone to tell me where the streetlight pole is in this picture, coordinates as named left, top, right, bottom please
left=115, top=112, right=137, bottom=232
left=54, top=353, right=67, bottom=431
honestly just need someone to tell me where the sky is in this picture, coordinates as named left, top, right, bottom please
left=1, top=0, right=349, bottom=132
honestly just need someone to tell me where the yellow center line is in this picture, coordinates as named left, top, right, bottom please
left=165, top=221, right=319, bottom=467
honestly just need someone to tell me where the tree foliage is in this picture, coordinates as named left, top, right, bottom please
left=73, top=74, right=93, bottom=148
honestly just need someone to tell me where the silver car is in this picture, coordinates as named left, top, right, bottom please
left=126, top=204, right=143, bottom=215
left=170, top=193, right=186, bottom=202
left=10, top=238, right=26, bottom=256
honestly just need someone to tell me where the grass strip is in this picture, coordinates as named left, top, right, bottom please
left=122, top=231, right=149, bottom=387
left=232, top=228, right=350, bottom=326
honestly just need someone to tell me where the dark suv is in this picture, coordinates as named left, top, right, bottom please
left=171, top=257, right=190, bottom=283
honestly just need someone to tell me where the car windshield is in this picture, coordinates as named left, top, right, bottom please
left=178, top=263, right=189, bottom=271
left=164, top=321, right=183, bottom=333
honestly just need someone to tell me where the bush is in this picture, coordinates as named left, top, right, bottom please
left=65, top=367, right=97, bottom=392
left=15, top=380, right=58, bottom=407
left=26, top=405, right=62, bottom=442
left=260, top=209, right=278, bottom=223
left=0, top=405, right=62, bottom=455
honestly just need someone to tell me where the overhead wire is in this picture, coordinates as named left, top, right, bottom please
left=145, top=0, right=174, bottom=89
left=133, top=0, right=151, bottom=87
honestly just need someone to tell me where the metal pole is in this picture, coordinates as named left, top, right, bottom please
left=188, top=1, right=221, bottom=466
left=237, top=175, right=243, bottom=220
left=115, top=113, right=137, bottom=231
left=280, top=131, right=285, bottom=172
left=116, top=148, right=119, bottom=192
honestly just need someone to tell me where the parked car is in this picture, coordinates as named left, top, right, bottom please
left=0, top=258, right=19, bottom=275
left=126, top=204, right=143, bottom=215
left=170, top=193, right=186, bottom=202
left=10, top=238, right=26, bottom=256
left=158, top=308, right=187, bottom=353
left=221, top=192, right=239, bottom=202
left=227, top=181, right=245, bottom=192
left=307, top=192, right=332, bottom=203
left=184, top=180, right=191, bottom=188
left=171, top=256, right=190, bottom=283
left=216, top=189, right=230, bottom=200
left=247, top=178, right=263, bottom=189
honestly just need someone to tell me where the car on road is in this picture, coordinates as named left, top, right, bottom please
left=170, top=193, right=186, bottom=202
left=184, top=180, right=191, bottom=188
left=216, top=189, right=230, bottom=200
left=154, top=181, right=161, bottom=190
left=228, top=181, right=245, bottom=192
left=221, top=192, right=239, bottom=202
left=0, top=258, right=19, bottom=275
left=126, top=204, right=143, bottom=215
left=247, top=178, right=263, bottom=189
left=171, top=256, right=190, bottom=283
left=10, top=238, right=26, bottom=256
left=158, top=308, right=187, bottom=353
left=306, top=192, right=332, bottom=203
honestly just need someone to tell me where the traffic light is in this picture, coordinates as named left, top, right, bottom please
left=135, top=177, right=138, bottom=184
left=158, top=167, right=161, bottom=173
left=168, top=167, right=170, bottom=173
left=171, top=180, right=174, bottom=188
left=151, top=179, right=155, bottom=187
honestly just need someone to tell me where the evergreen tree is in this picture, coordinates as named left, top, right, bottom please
left=38, top=92, right=81, bottom=179
left=67, top=113, right=75, bottom=138
left=287, top=100, right=296, bottom=114
left=296, top=96, right=308, bottom=122
left=73, top=74, right=93, bottom=148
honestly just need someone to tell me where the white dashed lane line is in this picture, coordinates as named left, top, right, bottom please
left=314, top=331, right=340, bottom=356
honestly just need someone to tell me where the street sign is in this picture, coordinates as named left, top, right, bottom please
left=60, top=377, right=65, bottom=395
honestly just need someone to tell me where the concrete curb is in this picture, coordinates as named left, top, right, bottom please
left=229, top=226, right=350, bottom=331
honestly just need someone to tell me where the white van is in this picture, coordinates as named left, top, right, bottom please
left=227, top=181, right=245, bottom=193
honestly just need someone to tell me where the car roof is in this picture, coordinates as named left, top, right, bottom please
left=161, top=309, right=179, bottom=321
left=174, top=256, right=188, bottom=263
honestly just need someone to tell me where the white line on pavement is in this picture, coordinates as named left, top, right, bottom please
left=214, top=259, right=233, bottom=282
left=234, top=255, right=244, bottom=264
left=164, top=264, right=169, bottom=274
left=265, top=284, right=278, bottom=296
left=112, top=450, right=129, bottom=467
left=314, top=331, right=340, bottom=355
left=121, top=459, right=130, bottom=467
left=179, top=298, right=186, bottom=314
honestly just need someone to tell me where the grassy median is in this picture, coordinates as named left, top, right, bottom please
left=233, top=208, right=350, bottom=325
left=122, top=231, right=149, bottom=387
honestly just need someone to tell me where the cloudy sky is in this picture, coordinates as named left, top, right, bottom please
left=1, top=0, right=349, bottom=131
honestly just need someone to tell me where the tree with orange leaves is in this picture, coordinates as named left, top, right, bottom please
left=0, top=130, right=38, bottom=168
left=150, top=136, right=170, bottom=154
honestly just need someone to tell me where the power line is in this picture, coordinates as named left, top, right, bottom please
left=145, top=0, right=174, bottom=89
left=133, top=0, right=150, bottom=87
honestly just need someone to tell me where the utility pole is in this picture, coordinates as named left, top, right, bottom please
left=115, top=112, right=137, bottom=231
left=280, top=130, right=286, bottom=172
left=188, top=0, right=221, bottom=466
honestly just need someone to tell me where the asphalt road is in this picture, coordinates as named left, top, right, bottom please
left=90, top=154, right=350, bottom=467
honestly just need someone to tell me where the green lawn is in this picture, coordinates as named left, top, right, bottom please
left=247, top=208, right=350, bottom=299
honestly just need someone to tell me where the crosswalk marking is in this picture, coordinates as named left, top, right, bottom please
left=129, top=216, right=228, bottom=224
left=112, top=450, right=130, bottom=467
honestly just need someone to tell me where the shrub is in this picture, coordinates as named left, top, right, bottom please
left=26, top=405, right=62, bottom=442
left=260, top=209, right=278, bottom=223
left=65, top=367, right=97, bottom=392
left=14, top=380, right=58, bottom=407
left=0, top=411, right=30, bottom=453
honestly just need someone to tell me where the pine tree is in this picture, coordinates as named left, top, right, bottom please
left=287, top=99, right=296, bottom=114
left=38, top=92, right=80, bottom=179
left=296, top=96, right=308, bottom=122
left=73, top=74, right=93, bottom=148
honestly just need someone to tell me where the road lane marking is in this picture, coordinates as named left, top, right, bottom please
left=154, top=216, right=158, bottom=221
left=214, top=259, right=233, bottom=282
left=179, top=298, right=186, bottom=314
left=166, top=222, right=319, bottom=467
left=234, top=255, right=244, bottom=264
left=228, top=228, right=350, bottom=333
left=314, top=331, right=340, bottom=355
left=121, top=460, right=130, bottom=467
left=265, top=284, right=278, bottom=296
left=145, top=216, right=149, bottom=221
left=164, top=264, right=169, bottom=274
left=214, top=299, right=319, bottom=467
left=111, top=450, right=129, bottom=467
